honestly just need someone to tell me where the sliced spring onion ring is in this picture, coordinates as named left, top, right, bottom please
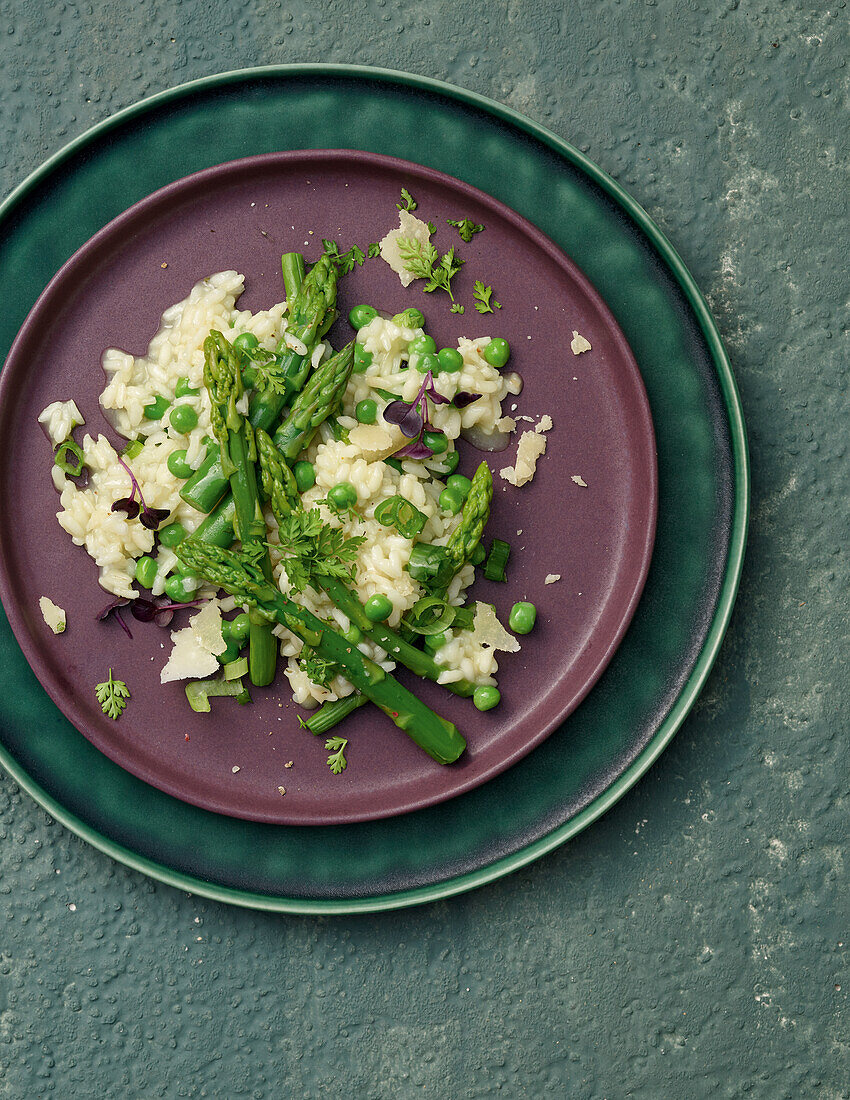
left=185, top=676, right=251, bottom=713
left=374, top=494, right=427, bottom=538
left=223, top=657, right=249, bottom=681
left=484, top=538, right=511, bottom=583
left=53, top=439, right=86, bottom=476
left=404, top=596, right=457, bottom=636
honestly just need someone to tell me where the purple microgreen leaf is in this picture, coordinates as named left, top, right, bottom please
left=453, top=391, right=482, bottom=408
left=130, top=598, right=158, bottom=623
left=383, top=399, right=424, bottom=439
left=394, top=437, right=435, bottom=460
left=96, top=597, right=134, bottom=638
left=139, top=506, right=170, bottom=530
left=423, top=377, right=451, bottom=405
left=154, top=609, right=174, bottom=628
left=111, top=497, right=140, bottom=518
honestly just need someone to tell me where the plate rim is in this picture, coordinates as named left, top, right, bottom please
left=0, top=64, right=749, bottom=913
left=0, top=145, right=658, bottom=825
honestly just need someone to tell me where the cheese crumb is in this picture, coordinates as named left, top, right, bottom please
left=571, top=475, right=588, bottom=487
left=472, top=603, right=521, bottom=652
left=39, top=596, right=66, bottom=634
left=499, top=416, right=552, bottom=487
left=544, top=574, right=561, bottom=584
left=571, top=331, right=592, bottom=355
left=278, top=786, right=286, bottom=795
left=160, top=599, right=226, bottom=684
left=379, top=210, right=433, bottom=287
left=496, top=415, right=517, bottom=433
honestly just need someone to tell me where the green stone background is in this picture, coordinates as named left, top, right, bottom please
left=1, top=1, right=847, bottom=1096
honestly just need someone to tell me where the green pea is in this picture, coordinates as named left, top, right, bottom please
left=364, top=594, right=393, bottom=622
left=355, top=399, right=378, bottom=424
left=471, top=544, right=487, bottom=566
left=294, top=461, right=316, bottom=493
left=408, top=334, right=437, bottom=357
left=442, top=450, right=461, bottom=475
left=143, top=395, right=170, bottom=420
left=233, top=332, right=259, bottom=351
left=353, top=343, right=373, bottom=374
left=349, top=304, right=378, bottom=330
left=134, top=555, right=158, bottom=589
left=169, top=404, right=199, bottom=433
left=483, top=338, right=510, bottom=368
left=328, top=481, right=357, bottom=510
left=343, top=624, right=363, bottom=645
left=166, top=449, right=194, bottom=479
left=439, top=487, right=464, bottom=514
left=158, top=522, right=187, bottom=549
left=509, top=602, right=537, bottom=635
left=175, top=376, right=200, bottom=397
left=423, top=430, right=449, bottom=455
left=424, top=629, right=451, bottom=653
left=223, top=612, right=251, bottom=644
left=447, top=474, right=472, bottom=500
left=413, top=351, right=440, bottom=375
left=437, top=347, right=464, bottom=374
left=473, top=685, right=501, bottom=711
left=165, top=572, right=197, bottom=603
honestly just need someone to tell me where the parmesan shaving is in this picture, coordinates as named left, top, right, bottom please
left=570, top=331, right=592, bottom=355
left=379, top=210, right=433, bottom=287
left=472, top=602, right=521, bottom=653
left=347, top=422, right=407, bottom=462
left=544, top=574, right=561, bottom=584
left=160, top=599, right=226, bottom=683
left=499, top=416, right=552, bottom=487
left=39, top=596, right=66, bottom=634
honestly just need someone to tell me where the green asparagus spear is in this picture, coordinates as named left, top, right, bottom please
left=272, top=341, right=355, bottom=460
left=174, top=540, right=466, bottom=764
left=302, top=693, right=368, bottom=735
left=443, top=461, right=494, bottom=573
left=204, top=330, right=277, bottom=687
left=180, top=254, right=338, bottom=513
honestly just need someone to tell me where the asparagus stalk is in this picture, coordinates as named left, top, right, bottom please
left=203, top=330, right=277, bottom=687
left=180, top=254, right=338, bottom=513
left=442, top=461, right=494, bottom=575
left=272, top=341, right=355, bottom=460
left=303, top=693, right=368, bottom=735
left=175, top=540, right=466, bottom=764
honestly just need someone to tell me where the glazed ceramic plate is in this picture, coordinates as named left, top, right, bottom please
left=0, top=149, right=656, bottom=825
left=0, top=67, right=747, bottom=911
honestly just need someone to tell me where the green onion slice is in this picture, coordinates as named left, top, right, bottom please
left=123, top=438, right=145, bottom=459
left=404, top=596, right=456, bottom=636
left=185, top=676, right=252, bottom=713
left=484, top=538, right=511, bottom=583
left=374, top=494, right=427, bottom=538
left=407, top=543, right=455, bottom=590
left=53, top=439, right=86, bottom=477
left=223, top=657, right=248, bottom=681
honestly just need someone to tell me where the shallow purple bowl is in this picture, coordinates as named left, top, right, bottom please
left=0, top=150, right=656, bottom=825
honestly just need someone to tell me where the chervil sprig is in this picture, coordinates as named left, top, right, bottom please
left=275, top=509, right=365, bottom=595
left=473, top=281, right=501, bottom=314
left=448, top=217, right=484, bottom=243
left=325, top=736, right=349, bottom=773
left=396, top=188, right=417, bottom=212
left=322, top=239, right=367, bottom=276
left=95, top=669, right=130, bottom=720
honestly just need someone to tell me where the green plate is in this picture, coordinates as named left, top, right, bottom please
left=0, top=66, right=748, bottom=914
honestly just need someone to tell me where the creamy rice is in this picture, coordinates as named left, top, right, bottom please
left=43, top=282, right=516, bottom=705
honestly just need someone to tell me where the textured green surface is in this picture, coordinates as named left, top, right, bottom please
left=1, top=3, right=847, bottom=1098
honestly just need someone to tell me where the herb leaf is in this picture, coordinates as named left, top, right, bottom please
left=325, top=736, right=349, bottom=773
left=397, top=188, right=417, bottom=212
left=397, top=236, right=439, bottom=282
left=367, top=242, right=381, bottom=259
left=448, top=217, right=484, bottom=243
left=299, top=646, right=335, bottom=688
left=473, top=280, right=501, bottom=314
left=275, top=509, right=365, bottom=595
left=95, top=669, right=130, bottom=720
left=450, top=303, right=465, bottom=314
left=322, top=239, right=368, bottom=276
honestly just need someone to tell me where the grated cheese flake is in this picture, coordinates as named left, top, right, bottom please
left=39, top=596, right=66, bottom=634
left=570, top=331, right=592, bottom=355
left=472, top=602, right=521, bottom=653
left=379, top=210, right=433, bottom=287
left=160, top=599, right=226, bottom=684
left=347, top=422, right=407, bottom=462
left=544, top=574, right=561, bottom=584
left=499, top=416, right=552, bottom=488
left=571, top=475, right=588, bottom=487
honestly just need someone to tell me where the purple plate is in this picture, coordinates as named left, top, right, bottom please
left=0, top=150, right=656, bottom=825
